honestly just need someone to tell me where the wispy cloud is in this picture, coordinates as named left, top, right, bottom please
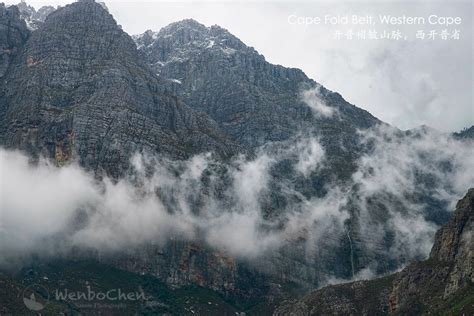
left=301, top=86, right=336, bottom=118
left=0, top=126, right=472, bottom=284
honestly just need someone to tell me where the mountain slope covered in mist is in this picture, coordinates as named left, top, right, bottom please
left=0, top=0, right=473, bottom=313
left=133, top=20, right=383, bottom=185
left=275, top=188, right=474, bottom=315
left=134, top=20, right=379, bottom=146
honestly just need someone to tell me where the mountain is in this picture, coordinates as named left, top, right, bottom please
left=132, top=17, right=472, bottom=297
left=0, top=0, right=237, bottom=178
left=274, top=188, right=474, bottom=315
left=134, top=20, right=381, bottom=181
left=16, top=0, right=55, bottom=30
left=0, top=3, right=29, bottom=78
left=1, top=1, right=471, bottom=313
left=1, top=190, right=471, bottom=315
left=134, top=20, right=379, bottom=143
left=454, top=125, right=474, bottom=140
left=6, top=3, right=382, bottom=180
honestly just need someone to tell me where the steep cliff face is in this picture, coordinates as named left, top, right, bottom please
left=274, top=188, right=474, bottom=315
left=135, top=20, right=379, bottom=145
left=100, top=241, right=273, bottom=305
left=428, top=186, right=473, bottom=298
left=0, top=3, right=29, bottom=78
left=2, top=1, right=469, bottom=311
left=2, top=1, right=377, bottom=294
left=135, top=19, right=316, bottom=147
left=0, top=1, right=237, bottom=177
left=134, top=20, right=381, bottom=183
left=16, top=0, right=55, bottom=30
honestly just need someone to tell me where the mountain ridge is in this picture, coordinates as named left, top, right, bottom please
left=1, top=1, right=472, bottom=313
left=0, top=0, right=239, bottom=177
left=134, top=18, right=381, bottom=148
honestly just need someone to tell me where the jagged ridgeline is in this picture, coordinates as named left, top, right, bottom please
left=0, top=0, right=473, bottom=313
left=0, top=0, right=238, bottom=178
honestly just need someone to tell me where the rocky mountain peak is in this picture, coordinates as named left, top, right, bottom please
left=0, top=0, right=237, bottom=177
left=132, top=29, right=158, bottom=49
left=454, top=125, right=474, bottom=140
left=46, top=0, right=112, bottom=28
left=16, top=1, right=55, bottom=30
left=24, top=0, right=138, bottom=69
left=133, top=17, right=379, bottom=152
left=76, top=0, right=108, bottom=11
left=158, top=18, right=236, bottom=41
left=134, top=18, right=252, bottom=66
left=15, top=0, right=109, bottom=31
left=161, top=18, right=208, bottom=34
left=0, top=3, right=28, bottom=37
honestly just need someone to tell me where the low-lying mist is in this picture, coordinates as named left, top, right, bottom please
left=0, top=125, right=472, bottom=282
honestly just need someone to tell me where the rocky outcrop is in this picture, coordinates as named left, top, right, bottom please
left=135, top=19, right=380, bottom=144
left=429, top=187, right=473, bottom=297
left=0, top=1, right=365, bottom=302
left=0, top=3, right=29, bottom=78
left=1, top=1, right=467, bottom=309
left=454, top=126, right=474, bottom=140
left=1, top=1, right=379, bottom=296
left=274, top=188, right=474, bottom=315
left=100, top=241, right=272, bottom=304
left=134, top=19, right=381, bottom=183
left=16, top=0, right=55, bottom=30
left=131, top=17, right=464, bottom=298
left=0, top=1, right=238, bottom=177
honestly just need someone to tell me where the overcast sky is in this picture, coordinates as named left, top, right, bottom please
left=6, top=0, right=473, bottom=132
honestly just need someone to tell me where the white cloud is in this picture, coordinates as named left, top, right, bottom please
left=0, top=125, right=472, bottom=281
left=301, top=86, right=336, bottom=118
left=294, top=137, right=326, bottom=176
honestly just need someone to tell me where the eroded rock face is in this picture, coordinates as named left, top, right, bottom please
left=274, top=189, right=474, bottom=315
left=97, top=241, right=272, bottom=303
left=135, top=19, right=380, bottom=144
left=129, top=17, right=466, bottom=302
left=0, top=1, right=237, bottom=177
left=2, top=1, right=468, bottom=309
left=133, top=20, right=381, bottom=183
left=429, top=188, right=473, bottom=297
left=2, top=2, right=376, bottom=297
left=0, top=4, right=29, bottom=78
left=0, top=1, right=345, bottom=302
left=16, top=1, right=55, bottom=30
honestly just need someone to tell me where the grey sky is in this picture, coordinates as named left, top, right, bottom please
left=5, top=0, right=473, bottom=132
